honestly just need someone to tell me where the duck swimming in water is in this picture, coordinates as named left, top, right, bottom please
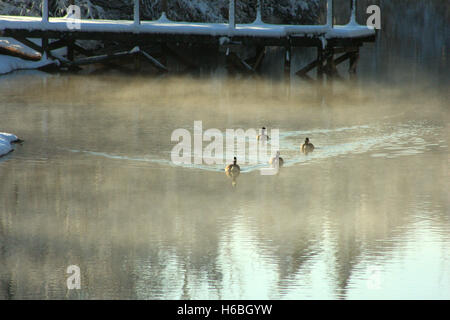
left=257, top=127, right=270, bottom=142
left=301, top=137, right=314, bottom=154
left=269, top=151, right=284, bottom=168
left=225, top=157, right=240, bottom=187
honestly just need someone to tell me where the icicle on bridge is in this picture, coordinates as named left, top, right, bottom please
left=0, top=0, right=376, bottom=80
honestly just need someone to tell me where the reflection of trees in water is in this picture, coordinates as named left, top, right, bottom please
left=240, top=176, right=322, bottom=295
left=232, top=152, right=449, bottom=298
left=320, top=154, right=448, bottom=298
left=0, top=140, right=448, bottom=298
left=0, top=162, right=229, bottom=298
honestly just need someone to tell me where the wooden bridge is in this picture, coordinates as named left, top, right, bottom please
left=0, top=0, right=376, bottom=80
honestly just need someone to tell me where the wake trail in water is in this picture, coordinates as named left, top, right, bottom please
left=62, top=121, right=444, bottom=173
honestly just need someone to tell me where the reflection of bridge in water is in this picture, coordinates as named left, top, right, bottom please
left=0, top=0, right=376, bottom=80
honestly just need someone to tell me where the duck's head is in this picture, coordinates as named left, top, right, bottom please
left=305, top=137, right=310, bottom=143
left=233, top=156, right=237, bottom=165
left=276, top=151, right=280, bottom=157
left=262, top=127, right=266, bottom=132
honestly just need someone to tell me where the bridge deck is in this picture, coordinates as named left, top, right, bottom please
left=0, top=15, right=375, bottom=46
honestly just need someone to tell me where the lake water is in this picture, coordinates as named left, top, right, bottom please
left=0, top=74, right=448, bottom=299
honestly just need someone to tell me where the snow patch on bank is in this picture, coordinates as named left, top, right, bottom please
left=0, top=54, right=56, bottom=74
left=0, top=37, right=57, bottom=74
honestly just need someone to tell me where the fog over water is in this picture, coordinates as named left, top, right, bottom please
left=0, top=0, right=449, bottom=300
left=0, top=74, right=448, bottom=299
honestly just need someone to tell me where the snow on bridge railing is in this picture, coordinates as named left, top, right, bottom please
left=38, top=0, right=358, bottom=29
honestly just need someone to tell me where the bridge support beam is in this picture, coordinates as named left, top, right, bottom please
left=326, top=48, right=338, bottom=79
left=12, top=36, right=44, bottom=54
left=317, top=46, right=324, bottom=83
left=349, top=49, right=359, bottom=80
left=165, top=44, right=199, bottom=73
left=226, top=51, right=254, bottom=74
left=295, top=46, right=361, bottom=82
left=67, top=41, right=74, bottom=61
left=252, top=46, right=266, bottom=72
left=296, top=56, right=321, bottom=81
left=284, top=46, right=291, bottom=83
left=139, top=49, right=168, bottom=73
left=42, top=37, right=49, bottom=57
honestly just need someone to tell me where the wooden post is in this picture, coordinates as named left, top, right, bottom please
left=42, top=37, right=49, bottom=57
left=284, top=46, right=291, bottom=88
left=326, top=47, right=337, bottom=80
left=140, top=49, right=168, bottom=72
left=253, top=46, right=265, bottom=71
left=160, top=43, right=168, bottom=72
left=349, top=49, right=359, bottom=80
left=67, top=41, right=74, bottom=61
left=229, top=0, right=236, bottom=32
left=317, top=46, right=324, bottom=82
left=134, top=53, right=141, bottom=72
left=42, top=0, right=49, bottom=23
left=350, top=0, right=356, bottom=24
left=67, top=1, right=75, bottom=61
left=134, top=0, right=140, bottom=25
left=327, top=0, right=333, bottom=28
left=255, top=0, right=262, bottom=23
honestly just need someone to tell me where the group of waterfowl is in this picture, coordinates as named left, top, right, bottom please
left=225, top=127, right=315, bottom=186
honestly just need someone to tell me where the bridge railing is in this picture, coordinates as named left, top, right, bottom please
left=40, top=0, right=358, bottom=28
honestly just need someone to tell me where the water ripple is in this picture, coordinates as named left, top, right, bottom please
left=61, top=121, right=443, bottom=173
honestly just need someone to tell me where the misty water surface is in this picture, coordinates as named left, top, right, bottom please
left=0, top=74, right=448, bottom=299
left=0, top=0, right=449, bottom=300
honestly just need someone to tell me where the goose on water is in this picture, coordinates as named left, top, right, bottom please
left=225, top=157, right=240, bottom=187
left=269, top=151, right=284, bottom=168
left=257, top=127, right=270, bottom=142
left=301, top=137, right=314, bottom=154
